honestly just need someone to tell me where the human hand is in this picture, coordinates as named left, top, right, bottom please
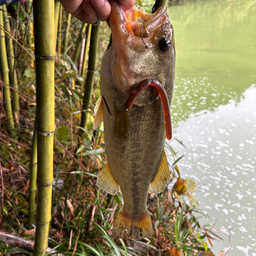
left=60, top=0, right=135, bottom=24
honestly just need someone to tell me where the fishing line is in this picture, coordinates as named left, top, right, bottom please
left=102, top=95, right=112, bottom=115
left=141, top=23, right=148, bottom=49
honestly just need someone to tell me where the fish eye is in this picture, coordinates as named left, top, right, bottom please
left=158, top=37, right=171, bottom=52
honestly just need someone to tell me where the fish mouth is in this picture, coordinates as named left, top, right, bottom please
left=109, top=2, right=167, bottom=49
left=108, top=3, right=170, bottom=105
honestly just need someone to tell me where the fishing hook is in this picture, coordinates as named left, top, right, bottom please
left=141, top=22, right=148, bottom=49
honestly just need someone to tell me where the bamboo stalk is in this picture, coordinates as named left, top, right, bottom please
left=3, top=5, right=20, bottom=129
left=79, top=22, right=100, bottom=130
left=33, top=0, right=55, bottom=255
left=28, top=129, right=37, bottom=226
left=26, top=0, right=34, bottom=68
left=57, top=4, right=63, bottom=54
left=152, top=0, right=168, bottom=12
left=63, top=12, right=71, bottom=52
left=0, top=6, right=15, bottom=137
left=54, top=0, right=60, bottom=44
left=81, top=24, right=92, bottom=78
left=73, top=23, right=87, bottom=64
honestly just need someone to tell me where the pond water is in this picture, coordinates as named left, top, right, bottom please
left=168, top=0, right=256, bottom=255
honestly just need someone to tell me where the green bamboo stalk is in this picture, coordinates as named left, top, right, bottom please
left=79, top=22, right=100, bottom=130
left=0, top=6, right=15, bottom=137
left=3, top=5, right=20, bottom=129
left=57, top=5, right=63, bottom=54
left=54, top=0, right=60, bottom=44
left=73, top=23, right=87, bottom=64
left=63, top=12, right=71, bottom=52
left=80, top=24, right=92, bottom=78
left=26, top=0, right=34, bottom=63
left=33, top=0, right=55, bottom=255
left=28, top=129, right=37, bottom=226
left=152, top=0, right=168, bottom=12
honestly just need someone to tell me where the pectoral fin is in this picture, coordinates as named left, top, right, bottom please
left=150, top=151, right=170, bottom=193
left=97, top=164, right=119, bottom=195
left=93, top=96, right=104, bottom=130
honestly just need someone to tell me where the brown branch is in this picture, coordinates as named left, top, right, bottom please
left=54, top=138, right=89, bottom=172
left=0, top=161, right=4, bottom=220
left=0, top=231, right=66, bottom=255
left=0, top=131, right=31, bottom=150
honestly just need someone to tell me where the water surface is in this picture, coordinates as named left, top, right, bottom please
left=168, top=1, right=256, bottom=255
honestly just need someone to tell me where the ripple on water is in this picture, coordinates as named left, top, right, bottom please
left=170, top=84, right=256, bottom=254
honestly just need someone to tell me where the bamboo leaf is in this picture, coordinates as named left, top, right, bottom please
left=114, top=194, right=122, bottom=207
left=55, top=125, right=70, bottom=142
left=175, top=210, right=183, bottom=242
left=24, top=68, right=36, bottom=78
left=76, top=145, right=85, bottom=154
left=2, top=206, right=8, bottom=215
left=172, top=155, right=185, bottom=166
left=81, top=148, right=105, bottom=156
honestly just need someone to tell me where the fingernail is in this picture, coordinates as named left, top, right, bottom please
left=92, top=0, right=105, bottom=7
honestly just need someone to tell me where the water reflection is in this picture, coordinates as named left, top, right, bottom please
left=169, top=0, right=256, bottom=126
left=168, top=0, right=256, bottom=255
left=171, top=85, right=256, bottom=255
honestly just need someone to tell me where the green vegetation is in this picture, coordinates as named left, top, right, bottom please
left=0, top=1, right=219, bottom=255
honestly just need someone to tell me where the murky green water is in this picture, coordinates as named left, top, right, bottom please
left=168, top=0, right=256, bottom=255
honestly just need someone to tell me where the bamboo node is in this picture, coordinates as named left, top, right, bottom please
left=7, top=56, right=15, bottom=59
left=88, top=69, right=96, bottom=73
left=0, top=35, right=4, bottom=38
left=37, top=130, right=55, bottom=136
left=37, top=181, right=53, bottom=187
left=2, top=70, right=9, bottom=73
left=35, top=55, right=56, bottom=60
left=31, top=162, right=38, bottom=165
left=37, top=220, right=50, bottom=226
left=4, top=100, right=11, bottom=104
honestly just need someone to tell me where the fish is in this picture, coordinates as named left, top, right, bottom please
left=93, top=1, right=175, bottom=238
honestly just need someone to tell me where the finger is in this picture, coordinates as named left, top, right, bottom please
left=119, top=0, right=135, bottom=11
left=91, top=0, right=111, bottom=21
left=60, top=0, right=83, bottom=14
left=77, top=0, right=98, bottom=23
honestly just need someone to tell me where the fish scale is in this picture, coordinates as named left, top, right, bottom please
left=94, top=1, right=175, bottom=238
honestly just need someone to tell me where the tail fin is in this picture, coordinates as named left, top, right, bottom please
left=112, top=209, right=154, bottom=238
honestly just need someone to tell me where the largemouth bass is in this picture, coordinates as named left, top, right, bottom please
left=94, top=1, right=175, bottom=238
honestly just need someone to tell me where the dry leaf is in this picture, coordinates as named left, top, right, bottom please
left=217, top=246, right=230, bottom=256
left=201, top=251, right=215, bottom=256
left=23, top=228, right=36, bottom=235
left=166, top=248, right=181, bottom=256
left=184, top=178, right=196, bottom=193
left=173, top=177, right=186, bottom=195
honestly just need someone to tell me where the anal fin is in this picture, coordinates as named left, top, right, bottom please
left=97, top=163, right=119, bottom=195
left=93, top=96, right=104, bottom=130
left=150, top=151, right=170, bottom=193
left=112, top=209, right=154, bottom=238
